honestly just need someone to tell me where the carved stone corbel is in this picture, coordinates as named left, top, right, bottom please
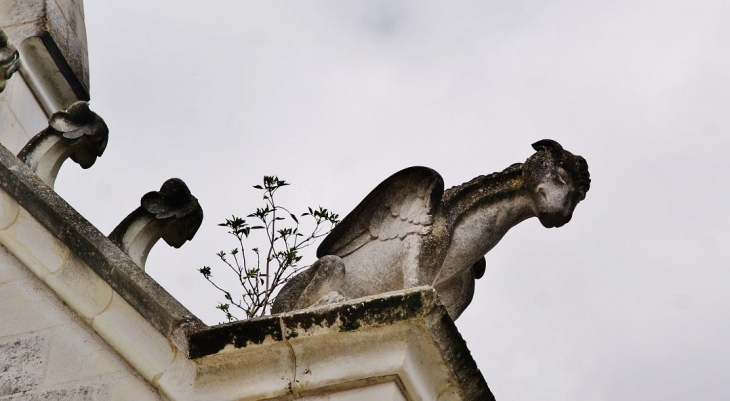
left=109, top=178, right=204, bottom=270
left=0, top=29, right=21, bottom=93
left=17, top=101, right=108, bottom=188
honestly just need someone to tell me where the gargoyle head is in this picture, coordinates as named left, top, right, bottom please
left=524, top=139, right=591, bottom=228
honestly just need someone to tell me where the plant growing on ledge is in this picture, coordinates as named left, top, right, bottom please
left=199, top=176, right=339, bottom=321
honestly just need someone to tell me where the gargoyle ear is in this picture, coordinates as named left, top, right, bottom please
left=532, top=139, right=563, bottom=157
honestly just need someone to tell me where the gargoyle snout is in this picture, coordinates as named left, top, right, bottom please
left=537, top=208, right=574, bottom=228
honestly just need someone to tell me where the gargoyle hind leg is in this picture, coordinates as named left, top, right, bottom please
left=271, top=255, right=347, bottom=313
left=295, top=255, right=347, bottom=309
left=433, top=257, right=484, bottom=320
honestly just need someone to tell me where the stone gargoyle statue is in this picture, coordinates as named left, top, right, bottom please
left=272, top=139, right=590, bottom=320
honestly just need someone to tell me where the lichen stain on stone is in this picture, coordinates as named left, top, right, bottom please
left=338, top=291, right=425, bottom=332
left=190, top=290, right=435, bottom=358
left=188, top=317, right=282, bottom=359
left=9, top=384, right=111, bottom=400
left=0, top=334, right=46, bottom=396
left=283, top=307, right=340, bottom=338
left=282, top=291, right=427, bottom=338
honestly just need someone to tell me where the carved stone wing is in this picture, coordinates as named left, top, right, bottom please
left=317, top=167, right=444, bottom=258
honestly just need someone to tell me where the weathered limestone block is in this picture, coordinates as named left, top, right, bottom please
left=109, top=178, right=203, bottom=269
left=17, top=100, right=108, bottom=188
left=0, top=244, right=162, bottom=400
left=91, top=293, right=177, bottom=382
left=44, top=255, right=113, bottom=322
left=0, top=334, right=46, bottom=396
left=0, top=203, right=70, bottom=278
left=274, top=139, right=591, bottom=320
left=0, top=272, right=72, bottom=339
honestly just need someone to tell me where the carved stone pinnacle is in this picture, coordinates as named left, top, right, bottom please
left=109, top=178, right=204, bottom=270
left=17, top=101, right=109, bottom=188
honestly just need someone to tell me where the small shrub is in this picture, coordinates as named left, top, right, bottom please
left=199, top=176, right=338, bottom=321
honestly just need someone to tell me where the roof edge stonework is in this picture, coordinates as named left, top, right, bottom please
left=0, top=144, right=205, bottom=352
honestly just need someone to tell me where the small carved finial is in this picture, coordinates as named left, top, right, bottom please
left=0, top=30, right=21, bottom=93
left=17, top=101, right=109, bottom=188
left=109, top=179, right=203, bottom=270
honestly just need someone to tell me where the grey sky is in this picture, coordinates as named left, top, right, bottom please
left=56, top=1, right=730, bottom=400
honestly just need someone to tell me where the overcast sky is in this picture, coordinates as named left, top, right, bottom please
left=55, top=1, right=730, bottom=400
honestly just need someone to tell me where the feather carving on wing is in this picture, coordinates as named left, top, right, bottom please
left=317, top=167, right=444, bottom=258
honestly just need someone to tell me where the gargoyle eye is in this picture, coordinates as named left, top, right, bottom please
left=556, top=168, right=568, bottom=185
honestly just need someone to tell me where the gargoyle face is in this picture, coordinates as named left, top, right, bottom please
left=524, top=139, right=590, bottom=228
left=531, top=166, right=586, bottom=228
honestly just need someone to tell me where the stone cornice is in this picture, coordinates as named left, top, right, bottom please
left=188, top=288, right=493, bottom=400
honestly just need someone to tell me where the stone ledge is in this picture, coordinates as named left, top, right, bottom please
left=188, top=288, right=493, bottom=401
left=188, top=287, right=437, bottom=358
